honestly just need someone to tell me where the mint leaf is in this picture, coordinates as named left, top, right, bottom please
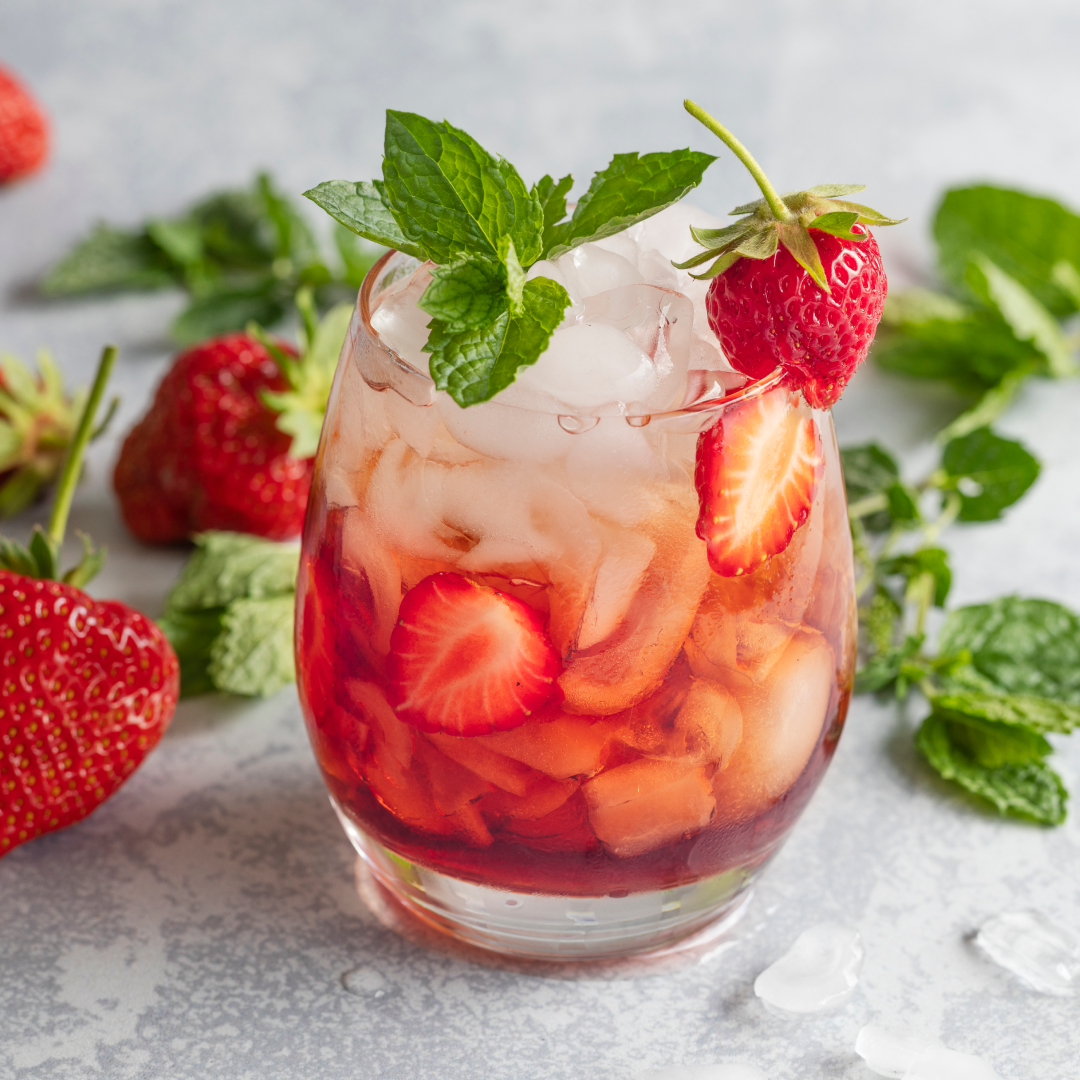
left=940, top=427, right=1040, bottom=522
left=158, top=607, right=225, bottom=698
left=965, top=255, right=1076, bottom=378
left=41, top=224, right=177, bottom=295
left=420, top=256, right=509, bottom=331
left=880, top=547, right=952, bottom=607
left=171, top=283, right=286, bottom=347
left=167, top=531, right=299, bottom=610
left=938, top=597, right=1080, bottom=704
left=425, top=276, right=571, bottom=406
left=334, top=224, right=385, bottom=288
left=932, top=689, right=1080, bottom=735
left=381, top=111, right=543, bottom=266
left=935, top=185, right=1080, bottom=318
left=534, top=174, right=573, bottom=233
left=542, top=149, right=717, bottom=259
left=208, top=595, right=296, bottom=697
left=303, top=179, right=422, bottom=258
left=915, top=711, right=1067, bottom=824
left=841, top=442, right=920, bottom=532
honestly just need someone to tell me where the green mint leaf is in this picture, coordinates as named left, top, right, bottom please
left=257, top=173, right=321, bottom=268
left=534, top=174, right=573, bottom=233
left=208, top=594, right=296, bottom=697
left=42, top=225, right=178, bottom=296
left=939, top=427, right=1040, bottom=522
left=936, top=706, right=1053, bottom=767
left=158, top=607, right=225, bottom=698
left=419, top=256, right=509, bottom=331
left=854, top=632, right=923, bottom=696
left=938, top=597, right=1080, bottom=704
left=542, top=149, right=717, bottom=260
left=934, top=364, right=1037, bottom=445
left=1051, top=259, right=1080, bottom=306
left=932, top=689, right=1080, bottom=736
left=334, top=224, right=386, bottom=288
left=934, top=185, right=1080, bottom=318
left=425, top=276, right=571, bottom=406
left=915, top=711, right=1067, bottom=824
left=965, top=255, right=1076, bottom=378
left=167, top=531, right=300, bottom=611
left=864, top=585, right=904, bottom=655
left=381, top=111, right=543, bottom=265
left=171, top=282, right=286, bottom=346
left=303, top=179, right=422, bottom=258
left=840, top=442, right=918, bottom=532
left=500, top=236, right=526, bottom=313
left=879, top=547, right=951, bottom=607
left=146, top=218, right=205, bottom=269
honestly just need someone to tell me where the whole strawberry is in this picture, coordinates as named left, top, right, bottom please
left=1, top=346, right=179, bottom=858
left=114, top=295, right=350, bottom=543
left=678, top=101, right=901, bottom=408
left=0, top=64, right=48, bottom=183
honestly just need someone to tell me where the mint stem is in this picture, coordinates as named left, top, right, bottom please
left=683, top=100, right=794, bottom=223
left=48, top=345, right=117, bottom=549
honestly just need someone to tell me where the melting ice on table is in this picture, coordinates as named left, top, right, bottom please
left=753, top=923, right=864, bottom=1015
left=974, top=909, right=1079, bottom=996
left=855, top=1025, right=1005, bottom=1080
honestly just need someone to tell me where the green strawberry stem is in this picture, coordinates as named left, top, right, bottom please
left=47, top=345, right=116, bottom=549
left=683, top=99, right=794, bottom=224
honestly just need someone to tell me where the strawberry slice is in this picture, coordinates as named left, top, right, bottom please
left=694, top=387, right=823, bottom=578
left=387, top=572, right=560, bottom=736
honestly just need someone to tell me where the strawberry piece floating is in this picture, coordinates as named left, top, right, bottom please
left=694, top=386, right=824, bottom=578
left=386, top=572, right=560, bottom=737
left=1, top=347, right=179, bottom=858
left=0, top=64, right=48, bottom=183
left=677, top=100, right=901, bottom=408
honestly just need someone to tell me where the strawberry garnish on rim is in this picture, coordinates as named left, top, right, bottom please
left=694, top=387, right=823, bottom=578
left=386, top=572, right=560, bottom=737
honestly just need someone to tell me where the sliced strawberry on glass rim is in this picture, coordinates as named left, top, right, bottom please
left=386, top=572, right=560, bottom=736
left=694, top=386, right=823, bottom=578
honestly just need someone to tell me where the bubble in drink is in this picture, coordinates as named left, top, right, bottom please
left=753, top=923, right=864, bottom=1015
left=974, top=909, right=1079, bottom=996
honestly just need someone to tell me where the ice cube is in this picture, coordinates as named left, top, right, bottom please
left=578, top=524, right=657, bottom=649
left=525, top=258, right=582, bottom=306
left=435, top=390, right=571, bottom=464
left=516, top=322, right=658, bottom=409
left=369, top=265, right=433, bottom=372
left=631, top=201, right=726, bottom=271
left=554, top=243, right=645, bottom=298
left=716, top=631, right=834, bottom=820
left=635, top=1066, right=767, bottom=1080
left=383, top=388, right=440, bottom=458
left=974, top=910, right=1079, bottom=996
left=481, top=712, right=613, bottom=779
left=854, top=1027, right=1004, bottom=1080
left=340, top=506, right=402, bottom=659
left=753, top=923, right=864, bottom=1015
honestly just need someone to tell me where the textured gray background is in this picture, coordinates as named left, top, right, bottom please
left=2, top=2, right=1080, bottom=1078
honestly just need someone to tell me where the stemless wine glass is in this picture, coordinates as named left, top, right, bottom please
left=295, top=250, right=856, bottom=961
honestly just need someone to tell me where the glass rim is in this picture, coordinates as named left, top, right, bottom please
left=358, top=248, right=785, bottom=421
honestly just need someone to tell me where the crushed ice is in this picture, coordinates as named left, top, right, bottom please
left=974, top=909, right=1079, bottom=996
left=855, top=1025, right=1004, bottom=1080
left=753, top=923, right=863, bottom=1015
left=635, top=1066, right=768, bottom=1080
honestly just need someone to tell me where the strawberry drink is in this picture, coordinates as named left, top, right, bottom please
left=296, top=106, right=895, bottom=958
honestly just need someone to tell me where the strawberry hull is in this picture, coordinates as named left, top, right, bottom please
left=294, top=250, right=857, bottom=956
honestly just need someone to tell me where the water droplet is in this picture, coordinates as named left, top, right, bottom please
left=557, top=414, right=600, bottom=434
left=975, top=910, right=1079, bottom=996
left=626, top=414, right=652, bottom=427
left=342, top=965, right=393, bottom=999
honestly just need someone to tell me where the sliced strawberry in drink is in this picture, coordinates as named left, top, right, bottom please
left=694, top=386, right=823, bottom=578
left=387, top=572, right=560, bottom=736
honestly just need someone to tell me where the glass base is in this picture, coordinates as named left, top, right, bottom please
left=332, top=798, right=755, bottom=961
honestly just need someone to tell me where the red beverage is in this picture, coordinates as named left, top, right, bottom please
left=296, top=238, right=856, bottom=959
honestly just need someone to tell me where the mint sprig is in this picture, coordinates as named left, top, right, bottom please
left=304, top=108, right=715, bottom=406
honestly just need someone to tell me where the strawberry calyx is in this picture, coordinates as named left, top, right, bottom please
left=674, top=100, right=904, bottom=290
left=247, top=287, right=353, bottom=460
left=0, top=345, right=116, bottom=587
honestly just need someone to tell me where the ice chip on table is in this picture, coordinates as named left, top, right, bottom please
left=753, top=923, right=864, bottom=1015
left=635, top=1066, right=768, bottom=1080
left=855, top=1026, right=1005, bottom=1080
left=974, top=910, right=1080, bottom=996
left=369, top=265, right=432, bottom=371
left=553, top=243, right=645, bottom=298
left=515, top=322, right=658, bottom=409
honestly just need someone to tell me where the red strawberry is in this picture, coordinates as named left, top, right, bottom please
left=0, top=65, right=48, bottom=183
left=114, top=333, right=309, bottom=542
left=694, top=387, right=823, bottom=577
left=1, top=346, right=179, bottom=858
left=706, top=225, right=887, bottom=408
left=386, top=572, right=560, bottom=737
left=678, top=100, right=901, bottom=409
